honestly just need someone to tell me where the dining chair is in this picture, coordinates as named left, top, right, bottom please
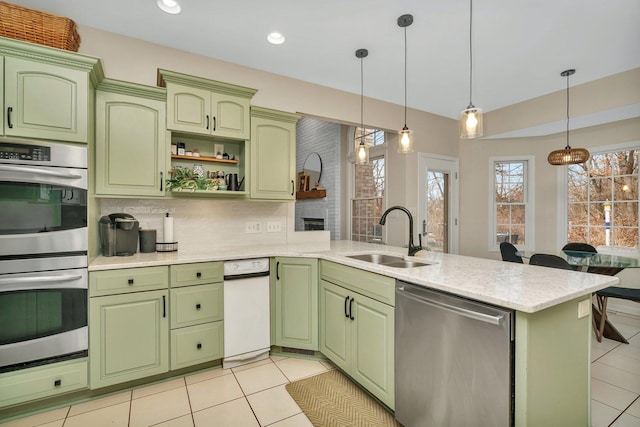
left=593, top=287, right=640, bottom=342
left=499, top=242, right=523, bottom=263
left=562, top=242, right=597, bottom=253
left=529, top=253, right=574, bottom=270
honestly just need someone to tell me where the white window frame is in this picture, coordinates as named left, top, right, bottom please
left=556, top=140, right=640, bottom=251
left=347, top=125, right=387, bottom=240
left=488, top=156, right=535, bottom=252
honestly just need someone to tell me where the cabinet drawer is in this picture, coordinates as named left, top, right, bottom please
left=0, top=359, right=87, bottom=407
left=170, top=283, right=223, bottom=329
left=170, top=262, right=223, bottom=288
left=90, top=266, right=169, bottom=296
left=320, top=261, right=395, bottom=306
left=171, top=322, right=223, bottom=370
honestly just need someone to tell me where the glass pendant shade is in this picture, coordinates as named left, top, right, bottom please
left=460, top=105, right=483, bottom=139
left=398, top=126, right=414, bottom=153
left=356, top=141, right=369, bottom=165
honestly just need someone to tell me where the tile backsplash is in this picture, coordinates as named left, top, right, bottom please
left=99, top=198, right=290, bottom=252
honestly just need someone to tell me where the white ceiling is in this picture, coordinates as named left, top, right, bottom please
left=10, top=0, right=640, bottom=120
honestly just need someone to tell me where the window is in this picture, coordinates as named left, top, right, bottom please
left=351, top=127, right=385, bottom=242
left=490, top=157, right=534, bottom=250
left=567, top=148, right=639, bottom=249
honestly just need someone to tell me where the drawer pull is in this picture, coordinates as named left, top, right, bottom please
left=54, top=379, right=61, bottom=387
left=196, top=303, right=201, bottom=310
left=197, top=343, right=202, bottom=350
left=196, top=272, right=202, bottom=278
left=128, top=278, right=134, bottom=285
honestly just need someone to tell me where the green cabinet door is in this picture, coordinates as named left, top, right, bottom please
left=4, top=56, right=88, bottom=143
left=166, top=83, right=210, bottom=135
left=95, top=80, right=167, bottom=197
left=250, top=107, right=300, bottom=200
left=212, top=92, right=250, bottom=140
left=319, top=279, right=350, bottom=372
left=89, top=289, right=169, bottom=389
left=350, top=292, right=394, bottom=408
left=273, top=257, right=318, bottom=350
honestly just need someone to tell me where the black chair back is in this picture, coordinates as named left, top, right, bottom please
left=500, top=242, right=523, bottom=263
left=529, top=253, right=574, bottom=270
left=562, top=242, right=597, bottom=253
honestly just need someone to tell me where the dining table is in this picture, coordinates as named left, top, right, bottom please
left=516, top=249, right=640, bottom=343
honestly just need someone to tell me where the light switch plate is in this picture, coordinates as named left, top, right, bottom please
left=577, top=299, right=591, bottom=319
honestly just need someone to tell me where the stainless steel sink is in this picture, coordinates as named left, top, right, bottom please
left=347, top=253, right=405, bottom=264
left=382, top=260, right=430, bottom=268
left=346, top=253, right=430, bottom=268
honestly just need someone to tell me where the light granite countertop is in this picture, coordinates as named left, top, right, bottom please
left=89, top=240, right=619, bottom=313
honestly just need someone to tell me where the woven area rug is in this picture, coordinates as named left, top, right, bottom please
left=285, top=369, right=401, bottom=427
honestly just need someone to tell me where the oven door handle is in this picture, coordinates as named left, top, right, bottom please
left=0, top=165, right=83, bottom=180
left=0, top=274, right=84, bottom=291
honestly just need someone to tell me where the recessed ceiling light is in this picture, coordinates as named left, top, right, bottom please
left=267, top=32, right=285, bottom=45
left=157, top=0, right=181, bottom=14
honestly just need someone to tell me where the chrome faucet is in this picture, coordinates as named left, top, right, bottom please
left=379, top=206, right=423, bottom=256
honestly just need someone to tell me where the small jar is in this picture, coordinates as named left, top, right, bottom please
left=171, top=144, right=177, bottom=155
left=185, top=150, right=193, bottom=156
left=193, top=149, right=200, bottom=157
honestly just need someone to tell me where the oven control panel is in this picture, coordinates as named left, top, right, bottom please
left=0, top=142, right=50, bottom=161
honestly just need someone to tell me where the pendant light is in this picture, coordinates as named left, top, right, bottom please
left=398, top=14, right=414, bottom=153
left=459, top=0, right=483, bottom=139
left=355, top=48, right=369, bottom=165
left=547, top=69, right=590, bottom=165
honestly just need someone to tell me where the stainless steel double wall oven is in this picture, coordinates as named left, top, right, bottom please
left=0, top=139, right=88, bottom=372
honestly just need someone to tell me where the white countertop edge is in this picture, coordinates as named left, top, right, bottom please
left=88, top=241, right=619, bottom=314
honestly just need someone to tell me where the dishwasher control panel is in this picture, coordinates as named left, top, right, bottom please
left=224, top=258, right=269, bottom=276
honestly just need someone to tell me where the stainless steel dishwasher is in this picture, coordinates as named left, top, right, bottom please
left=395, top=281, right=514, bottom=427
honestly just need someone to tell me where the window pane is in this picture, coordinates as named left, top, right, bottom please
left=614, top=227, right=638, bottom=248
left=494, top=160, right=528, bottom=247
left=614, top=202, right=638, bottom=227
left=568, top=203, right=588, bottom=225
left=511, top=226, right=525, bottom=245
left=614, top=176, right=637, bottom=200
left=589, top=226, right=606, bottom=247
left=568, top=225, right=588, bottom=243
left=589, top=178, right=612, bottom=201
left=511, top=205, right=525, bottom=224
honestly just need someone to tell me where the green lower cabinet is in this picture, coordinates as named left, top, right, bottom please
left=89, top=290, right=169, bottom=389
left=0, top=359, right=88, bottom=408
left=319, top=279, right=395, bottom=409
left=272, top=257, right=318, bottom=350
left=170, top=321, right=223, bottom=370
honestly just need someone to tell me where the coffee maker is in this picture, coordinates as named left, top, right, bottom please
left=99, top=213, right=139, bottom=256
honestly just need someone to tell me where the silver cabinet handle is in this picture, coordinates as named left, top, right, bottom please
left=0, top=275, right=84, bottom=292
left=397, top=286, right=505, bottom=325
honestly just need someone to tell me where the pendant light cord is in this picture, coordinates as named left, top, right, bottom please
left=403, top=25, right=408, bottom=127
left=565, top=72, right=570, bottom=149
left=361, top=55, right=364, bottom=137
left=468, top=0, right=473, bottom=106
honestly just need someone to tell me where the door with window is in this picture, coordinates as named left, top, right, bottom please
left=418, top=154, right=459, bottom=253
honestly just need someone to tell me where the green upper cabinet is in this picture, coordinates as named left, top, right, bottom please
left=250, top=107, right=300, bottom=200
left=158, top=69, right=257, bottom=140
left=0, top=38, right=103, bottom=143
left=271, top=257, right=318, bottom=351
left=95, top=79, right=168, bottom=197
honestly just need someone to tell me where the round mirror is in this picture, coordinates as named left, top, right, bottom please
left=303, top=152, right=322, bottom=188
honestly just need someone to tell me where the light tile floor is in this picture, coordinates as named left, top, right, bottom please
left=4, top=312, right=640, bottom=427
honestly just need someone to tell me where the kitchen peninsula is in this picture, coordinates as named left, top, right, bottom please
left=88, top=240, right=619, bottom=426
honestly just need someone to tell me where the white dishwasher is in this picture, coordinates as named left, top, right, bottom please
left=223, top=258, right=271, bottom=369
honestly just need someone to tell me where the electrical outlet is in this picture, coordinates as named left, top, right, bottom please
left=245, top=222, right=261, bottom=233
left=577, top=299, right=590, bottom=319
left=266, top=222, right=282, bottom=232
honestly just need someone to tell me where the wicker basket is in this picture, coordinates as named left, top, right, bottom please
left=0, top=1, right=80, bottom=52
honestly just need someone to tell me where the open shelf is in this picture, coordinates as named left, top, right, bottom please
left=296, top=189, right=327, bottom=200
left=171, top=154, right=238, bottom=164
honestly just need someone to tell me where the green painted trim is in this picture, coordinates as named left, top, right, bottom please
left=250, top=106, right=301, bottom=123
left=0, top=37, right=104, bottom=86
left=157, top=68, right=257, bottom=98
left=97, top=78, right=166, bottom=101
